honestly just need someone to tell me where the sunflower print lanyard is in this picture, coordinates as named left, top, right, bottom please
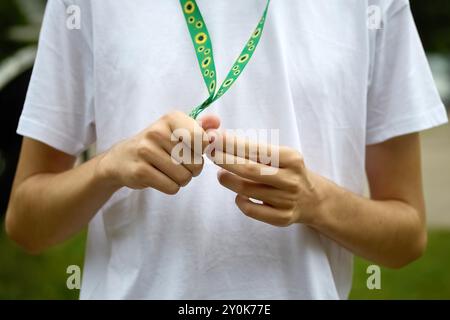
left=180, top=0, right=271, bottom=119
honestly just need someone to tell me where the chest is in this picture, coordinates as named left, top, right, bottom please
left=91, top=0, right=371, bottom=144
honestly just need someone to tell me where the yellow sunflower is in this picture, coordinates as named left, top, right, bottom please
left=184, top=1, right=195, bottom=14
left=202, top=56, right=211, bottom=68
left=238, top=54, right=250, bottom=64
left=195, top=32, right=208, bottom=45
left=223, top=78, right=234, bottom=87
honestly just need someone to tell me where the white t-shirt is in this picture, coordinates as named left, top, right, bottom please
left=18, top=0, right=447, bottom=299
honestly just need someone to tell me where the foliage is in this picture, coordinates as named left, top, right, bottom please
left=0, top=0, right=449, bottom=58
left=0, top=227, right=84, bottom=300
left=350, top=229, right=450, bottom=299
left=411, top=0, right=450, bottom=54
left=1, top=227, right=450, bottom=299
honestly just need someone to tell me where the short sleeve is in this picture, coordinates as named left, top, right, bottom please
left=17, top=0, right=96, bottom=155
left=366, top=0, right=448, bottom=145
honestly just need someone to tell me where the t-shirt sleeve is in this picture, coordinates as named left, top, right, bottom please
left=366, top=0, right=448, bottom=145
left=17, top=0, right=96, bottom=155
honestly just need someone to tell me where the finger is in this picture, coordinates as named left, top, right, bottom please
left=166, top=141, right=205, bottom=177
left=182, top=155, right=204, bottom=177
left=165, top=111, right=210, bottom=153
left=138, top=164, right=180, bottom=195
left=235, top=195, right=293, bottom=227
left=217, top=169, right=292, bottom=208
left=208, top=149, right=289, bottom=188
left=209, top=130, right=291, bottom=167
left=148, top=123, right=204, bottom=176
left=198, top=114, right=221, bottom=131
left=148, top=122, right=179, bottom=154
left=170, top=148, right=205, bottom=177
left=138, top=142, right=193, bottom=187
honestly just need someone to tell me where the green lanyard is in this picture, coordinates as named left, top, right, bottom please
left=180, top=0, right=271, bottom=119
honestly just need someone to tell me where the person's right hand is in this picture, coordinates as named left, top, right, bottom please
left=96, top=111, right=220, bottom=194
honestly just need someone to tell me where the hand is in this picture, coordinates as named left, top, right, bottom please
left=97, top=111, right=220, bottom=194
left=208, top=132, right=328, bottom=227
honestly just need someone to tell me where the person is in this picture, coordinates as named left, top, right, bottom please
left=5, top=0, right=448, bottom=299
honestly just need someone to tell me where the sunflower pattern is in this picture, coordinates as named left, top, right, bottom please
left=180, top=0, right=271, bottom=118
left=201, top=56, right=211, bottom=68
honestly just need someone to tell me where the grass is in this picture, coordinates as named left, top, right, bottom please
left=350, top=229, right=450, bottom=299
left=0, top=227, right=85, bottom=299
left=1, top=225, right=450, bottom=299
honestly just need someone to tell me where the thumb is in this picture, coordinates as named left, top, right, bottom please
left=197, top=114, right=221, bottom=131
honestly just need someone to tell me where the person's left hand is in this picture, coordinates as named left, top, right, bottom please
left=207, top=132, right=329, bottom=227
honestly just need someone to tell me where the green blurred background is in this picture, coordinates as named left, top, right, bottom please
left=0, top=0, right=449, bottom=300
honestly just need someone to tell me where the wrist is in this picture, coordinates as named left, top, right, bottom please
left=93, top=152, right=123, bottom=191
left=301, top=172, right=339, bottom=228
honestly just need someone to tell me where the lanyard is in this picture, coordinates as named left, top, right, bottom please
left=180, top=0, right=271, bottom=118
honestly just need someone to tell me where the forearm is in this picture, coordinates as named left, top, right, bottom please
left=6, top=153, right=119, bottom=253
left=307, top=175, right=426, bottom=268
left=6, top=113, right=219, bottom=254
